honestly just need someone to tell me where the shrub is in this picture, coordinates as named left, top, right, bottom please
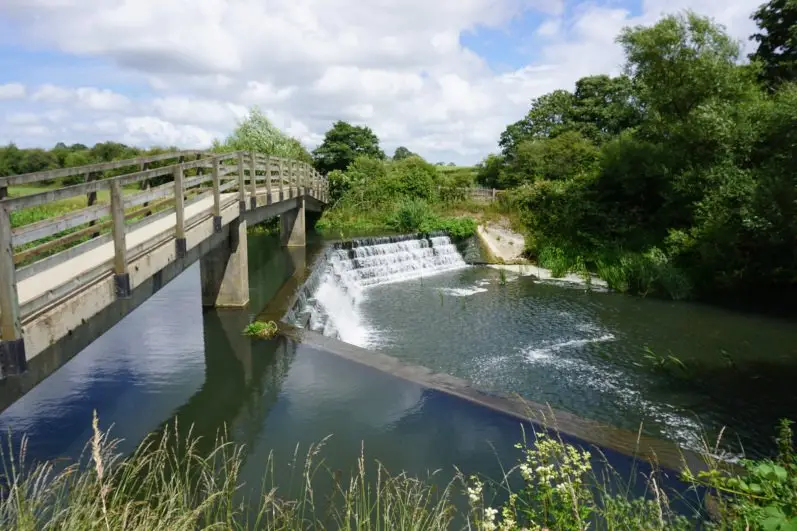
left=388, top=199, right=433, bottom=233
left=242, top=321, right=279, bottom=339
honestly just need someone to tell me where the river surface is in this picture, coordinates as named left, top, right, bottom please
left=0, top=231, right=794, bottom=499
left=350, top=266, right=797, bottom=457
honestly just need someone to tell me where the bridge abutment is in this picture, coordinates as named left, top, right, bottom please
left=279, top=198, right=306, bottom=247
left=200, top=218, right=250, bottom=308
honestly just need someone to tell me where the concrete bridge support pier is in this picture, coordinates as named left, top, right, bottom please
left=280, top=197, right=306, bottom=247
left=200, top=218, right=250, bottom=308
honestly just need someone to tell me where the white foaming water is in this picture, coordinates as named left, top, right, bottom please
left=440, top=286, right=488, bottom=297
left=299, top=234, right=467, bottom=347
left=523, top=334, right=616, bottom=359
left=519, top=335, right=704, bottom=450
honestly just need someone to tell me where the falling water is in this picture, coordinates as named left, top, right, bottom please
left=287, top=233, right=467, bottom=346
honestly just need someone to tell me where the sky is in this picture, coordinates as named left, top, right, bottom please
left=0, top=0, right=763, bottom=165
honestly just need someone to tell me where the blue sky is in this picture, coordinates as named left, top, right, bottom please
left=0, top=0, right=760, bottom=164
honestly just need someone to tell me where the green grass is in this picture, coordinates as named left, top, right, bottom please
left=2, top=412, right=793, bottom=529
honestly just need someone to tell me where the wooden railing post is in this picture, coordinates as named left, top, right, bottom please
left=212, top=156, right=222, bottom=232
left=0, top=203, right=26, bottom=376
left=174, top=164, right=187, bottom=258
left=0, top=186, right=7, bottom=200
left=110, top=179, right=130, bottom=298
left=249, top=152, right=257, bottom=209
left=237, top=152, right=246, bottom=212
left=265, top=156, right=273, bottom=202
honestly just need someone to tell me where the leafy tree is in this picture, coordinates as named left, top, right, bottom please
left=476, top=154, right=504, bottom=188
left=393, top=146, right=415, bottom=160
left=499, top=90, right=574, bottom=159
left=570, top=75, right=642, bottom=142
left=0, top=143, right=23, bottom=176
left=750, top=0, right=797, bottom=88
left=619, top=11, right=750, bottom=122
left=312, top=121, right=384, bottom=174
left=218, top=108, right=312, bottom=163
left=90, top=141, right=131, bottom=162
left=504, top=132, right=599, bottom=187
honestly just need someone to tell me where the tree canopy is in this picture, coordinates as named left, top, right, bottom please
left=750, top=0, right=797, bottom=87
left=312, top=121, right=384, bottom=174
left=215, top=108, right=312, bottom=162
left=483, top=9, right=797, bottom=305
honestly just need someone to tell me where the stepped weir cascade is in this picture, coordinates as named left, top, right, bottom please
left=287, top=233, right=467, bottom=345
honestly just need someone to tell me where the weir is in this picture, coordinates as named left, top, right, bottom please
left=287, top=232, right=467, bottom=343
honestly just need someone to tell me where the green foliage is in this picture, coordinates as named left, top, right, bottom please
left=242, top=321, right=279, bottom=339
left=392, top=146, right=415, bottom=160
left=422, top=216, right=477, bottom=239
left=215, top=108, right=312, bottom=162
left=750, top=0, right=797, bottom=88
left=684, top=419, right=797, bottom=530
left=388, top=199, right=433, bottom=233
left=312, top=120, right=385, bottom=174
left=494, top=10, right=797, bottom=303
left=503, top=131, right=599, bottom=187
left=476, top=154, right=504, bottom=188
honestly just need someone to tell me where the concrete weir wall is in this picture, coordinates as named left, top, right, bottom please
left=0, top=197, right=316, bottom=412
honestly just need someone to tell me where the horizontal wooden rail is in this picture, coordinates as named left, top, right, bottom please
left=0, top=150, right=204, bottom=188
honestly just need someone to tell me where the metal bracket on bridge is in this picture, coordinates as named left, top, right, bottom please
left=213, top=216, right=223, bottom=233
left=267, top=192, right=273, bottom=205
left=250, top=197, right=257, bottom=210
left=239, top=200, right=247, bottom=214
left=175, top=238, right=187, bottom=259
left=0, top=338, right=27, bottom=377
left=114, top=273, right=131, bottom=299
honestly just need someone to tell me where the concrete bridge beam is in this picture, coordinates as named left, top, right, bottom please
left=200, top=218, right=250, bottom=308
left=279, top=198, right=306, bottom=247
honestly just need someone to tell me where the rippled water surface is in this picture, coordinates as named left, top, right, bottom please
left=354, top=267, right=797, bottom=455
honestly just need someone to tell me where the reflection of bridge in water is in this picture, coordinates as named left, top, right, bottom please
left=0, top=151, right=327, bottom=410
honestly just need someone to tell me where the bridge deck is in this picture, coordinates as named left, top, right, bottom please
left=18, top=193, right=232, bottom=307
left=0, top=151, right=328, bottom=380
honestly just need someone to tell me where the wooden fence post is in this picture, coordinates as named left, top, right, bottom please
left=110, top=179, right=130, bottom=298
left=265, top=156, right=273, bottom=202
left=212, top=156, right=222, bottom=232
left=0, top=203, right=25, bottom=376
left=492, top=188, right=496, bottom=200
left=249, top=152, right=257, bottom=209
left=174, top=164, right=186, bottom=258
left=237, top=152, right=246, bottom=212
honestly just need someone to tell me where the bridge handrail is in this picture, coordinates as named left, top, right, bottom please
left=0, top=150, right=207, bottom=189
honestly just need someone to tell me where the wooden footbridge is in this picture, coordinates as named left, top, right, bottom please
left=0, top=151, right=327, bottom=409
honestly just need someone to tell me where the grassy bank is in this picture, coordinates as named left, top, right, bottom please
left=1, top=413, right=794, bottom=529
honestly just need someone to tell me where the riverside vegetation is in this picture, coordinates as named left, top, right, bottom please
left=472, top=5, right=797, bottom=306
left=0, top=413, right=794, bottom=530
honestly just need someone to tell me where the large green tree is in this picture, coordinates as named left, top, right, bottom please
left=217, top=108, right=312, bottom=162
left=312, top=121, right=384, bottom=174
left=750, top=0, right=797, bottom=87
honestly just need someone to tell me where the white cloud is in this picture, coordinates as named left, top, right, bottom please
left=0, top=0, right=765, bottom=162
left=0, top=83, right=26, bottom=100
left=75, top=87, right=130, bottom=111
left=122, top=117, right=216, bottom=147
left=31, top=84, right=72, bottom=103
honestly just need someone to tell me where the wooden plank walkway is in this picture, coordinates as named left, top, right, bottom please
left=0, top=151, right=328, bottom=377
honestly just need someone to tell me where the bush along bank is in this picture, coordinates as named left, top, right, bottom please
left=314, top=155, right=480, bottom=240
